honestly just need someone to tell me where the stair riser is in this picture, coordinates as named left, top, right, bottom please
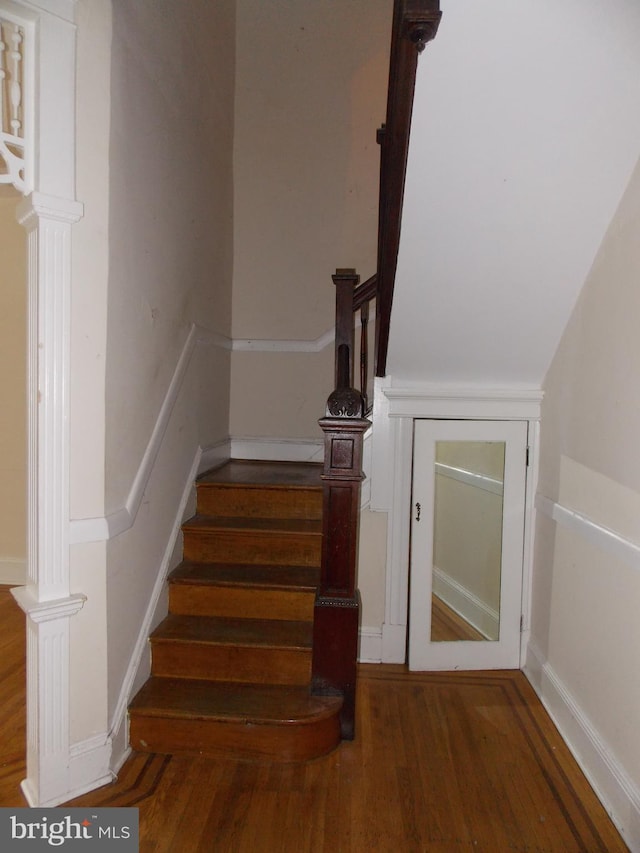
left=197, top=485, right=322, bottom=521
left=129, top=714, right=341, bottom=762
left=169, top=585, right=315, bottom=622
left=183, top=530, right=321, bottom=567
left=151, top=643, right=311, bottom=686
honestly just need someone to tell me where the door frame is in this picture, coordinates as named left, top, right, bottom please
left=408, top=418, right=528, bottom=671
left=369, top=379, right=542, bottom=666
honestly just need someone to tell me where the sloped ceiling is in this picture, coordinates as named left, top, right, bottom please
left=388, top=0, right=640, bottom=388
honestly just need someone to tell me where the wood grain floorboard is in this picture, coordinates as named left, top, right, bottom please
left=0, top=586, right=27, bottom=808
left=431, top=594, right=486, bottom=642
left=0, top=587, right=627, bottom=851
left=65, top=665, right=627, bottom=852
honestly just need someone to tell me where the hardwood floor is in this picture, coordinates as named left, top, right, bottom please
left=0, top=587, right=628, bottom=851
left=0, top=586, right=26, bottom=807
left=431, top=594, right=486, bottom=642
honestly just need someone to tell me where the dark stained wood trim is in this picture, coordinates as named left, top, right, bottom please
left=313, top=416, right=369, bottom=738
left=352, top=273, right=377, bottom=311
left=375, top=0, right=441, bottom=376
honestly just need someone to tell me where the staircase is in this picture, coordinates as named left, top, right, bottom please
left=128, top=0, right=441, bottom=763
left=129, top=460, right=343, bottom=762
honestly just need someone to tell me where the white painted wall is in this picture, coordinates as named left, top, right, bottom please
left=388, top=0, right=640, bottom=387
left=0, top=193, right=26, bottom=584
left=528, top=156, right=640, bottom=849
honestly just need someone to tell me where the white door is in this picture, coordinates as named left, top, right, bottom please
left=408, top=419, right=528, bottom=671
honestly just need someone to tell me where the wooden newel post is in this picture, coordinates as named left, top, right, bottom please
left=313, top=269, right=370, bottom=740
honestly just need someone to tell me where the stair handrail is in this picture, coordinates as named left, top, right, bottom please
left=376, top=0, right=441, bottom=377
left=323, top=1, right=442, bottom=419
left=312, top=0, right=441, bottom=740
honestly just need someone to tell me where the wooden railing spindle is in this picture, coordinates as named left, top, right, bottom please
left=360, top=302, right=369, bottom=414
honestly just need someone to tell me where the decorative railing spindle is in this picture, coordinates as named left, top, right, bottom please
left=0, top=17, right=26, bottom=191
left=360, top=301, right=369, bottom=414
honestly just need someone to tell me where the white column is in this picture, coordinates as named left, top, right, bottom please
left=12, top=192, right=86, bottom=807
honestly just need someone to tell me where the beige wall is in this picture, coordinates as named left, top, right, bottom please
left=66, top=0, right=236, bottom=749
left=531, top=155, right=640, bottom=792
left=230, top=0, right=391, bottom=440
left=358, top=507, right=387, bottom=631
left=103, top=0, right=235, bottom=732
left=68, top=0, right=112, bottom=747
left=0, top=193, right=26, bottom=583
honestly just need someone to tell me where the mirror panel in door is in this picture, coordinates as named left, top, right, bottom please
left=431, top=441, right=505, bottom=643
left=409, top=418, right=527, bottom=672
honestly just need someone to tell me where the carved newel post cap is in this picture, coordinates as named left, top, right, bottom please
left=326, top=387, right=364, bottom=419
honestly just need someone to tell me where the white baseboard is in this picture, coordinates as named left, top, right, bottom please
left=0, top=557, right=26, bottom=585
left=432, top=566, right=499, bottom=641
left=199, top=439, right=231, bottom=474
left=359, top=627, right=382, bottom=663
left=21, top=733, right=114, bottom=808
left=66, top=733, right=114, bottom=804
left=381, top=622, right=407, bottom=663
left=230, top=436, right=323, bottom=463
left=108, top=445, right=207, bottom=764
left=524, top=642, right=640, bottom=852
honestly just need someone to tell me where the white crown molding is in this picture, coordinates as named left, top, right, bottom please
left=384, top=384, right=543, bottom=420
left=524, top=642, right=640, bottom=852
left=536, top=493, right=640, bottom=573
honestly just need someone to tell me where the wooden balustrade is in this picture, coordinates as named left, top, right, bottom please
left=313, top=0, right=441, bottom=739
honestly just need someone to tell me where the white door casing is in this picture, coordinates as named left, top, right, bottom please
left=372, top=380, right=541, bottom=666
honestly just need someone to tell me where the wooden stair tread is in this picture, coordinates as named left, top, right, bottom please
left=129, top=457, right=346, bottom=759
left=198, top=460, right=322, bottom=489
left=169, top=561, right=319, bottom=591
left=130, top=677, right=342, bottom=724
left=183, top=514, right=322, bottom=535
left=151, top=614, right=312, bottom=649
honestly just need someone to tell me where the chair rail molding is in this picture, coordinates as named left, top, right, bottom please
left=2, top=0, right=89, bottom=807
left=69, top=324, right=232, bottom=546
